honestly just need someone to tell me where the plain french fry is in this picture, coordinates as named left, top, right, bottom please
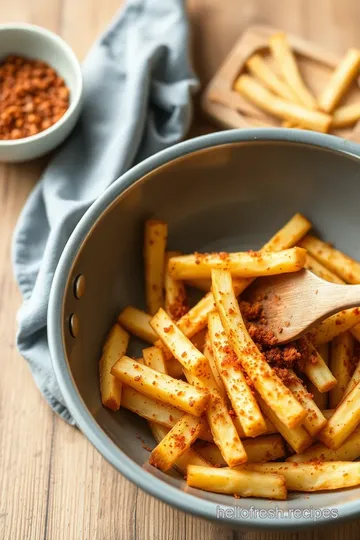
left=269, top=32, right=317, bottom=109
left=118, top=306, right=158, bottom=344
left=234, top=75, right=330, bottom=132
left=99, top=324, right=130, bottom=411
left=203, top=331, right=227, bottom=399
left=246, top=53, right=299, bottom=102
left=344, top=360, right=360, bottom=399
left=300, top=235, right=360, bottom=284
left=149, top=413, right=203, bottom=471
left=257, top=394, right=312, bottom=454
left=304, top=254, right=344, bottom=284
left=187, top=465, right=287, bottom=500
left=331, top=102, right=360, bottom=128
left=318, top=48, right=360, bottom=113
left=287, top=426, right=360, bottom=462
left=243, top=462, right=360, bottom=491
left=301, top=338, right=337, bottom=393
left=164, top=251, right=188, bottom=321
left=111, top=357, right=209, bottom=416
left=330, top=332, right=355, bottom=408
left=185, top=279, right=211, bottom=292
left=168, top=247, right=306, bottom=280
left=208, top=312, right=266, bottom=438
left=307, top=343, right=329, bottom=410
left=286, top=370, right=327, bottom=436
left=318, top=381, right=360, bottom=449
left=308, top=309, right=360, bottom=346
left=212, top=269, right=306, bottom=429
left=144, top=219, right=167, bottom=315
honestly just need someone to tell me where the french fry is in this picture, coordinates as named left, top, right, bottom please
left=257, top=394, right=312, bottom=454
left=330, top=332, right=355, bottom=408
left=185, top=279, right=211, bottom=292
left=164, top=251, right=188, bottom=321
left=318, top=48, right=360, bottom=113
left=269, top=32, right=317, bottom=109
left=318, top=381, right=360, bottom=449
left=234, top=75, right=330, bottom=132
left=232, top=415, right=278, bottom=438
left=187, top=465, right=287, bottom=500
left=304, top=254, right=344, bottom=284
left=344, top=360, right=360, bottom=399
left=286, top=370, right=327, bottom=436
left=118, top=306, right=158, bottom=344
left=144, top=219, right=167, bottom=315
left=299, top=235, right=360, bottom=284
left=287, top=426, right=360, bottom=463
left=246, top=53, right=299, bottom=102
left=143, top=346, right=168, bottom=373
left=243, top=462, right=360, bottom=491
left=308, top=309, right=360, bottom=346
left=168, top=247, right=306, bottom=280
left=99, top=324, right=130, bottom=411
left=203, top=331, right=227, bottom=399
left=331, top=102, right=360, bottom=128
left=301, top=338, right=337, bottom=392
left=149, top=414, right=203, bottom=471
left=307, top=343, right=329, bottom=410
left=208, top=312, right=266, bottom=437
left=212, top=269, right=306, bottom=429
left=111, top=357, right=209, bottom=416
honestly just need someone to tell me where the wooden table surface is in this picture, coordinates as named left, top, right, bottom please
left=2, top=1, right=360, bottom=539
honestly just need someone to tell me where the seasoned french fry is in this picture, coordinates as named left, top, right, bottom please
left=308, top=309, right=360, bottom=346
left=246, top=53, right=299, bottom=102
left=304, top=254, right=344, bottom=284
left=318, top=48, right=360, bottom=113
left=149, top=413, right=203, bottom=471
left=287, top=426, right=360, bottom=462
left=144, top=219, right=167, bottom=315
left=143, top=346, right=167, bottom=373
left=301, top=338, right=337, bottom=392
left=234, top=75, right=330, bottom=132
left=118, top=306, right=158, bottom=344
left=164, top=251, right=188, bottom=321
left=187, top=465, right=287, bottom=500
left=244, top=462, right=360, bottom=491
left=318, top=381, right=360, bottom=449
left=330, top=332, right=355, bottom=408
left=168, top=247, right=306, bottom=280
left=212, top=269, right=306, bottom=429
left=208, top=312, right=266, bottom=438
left=232, top=415, right=278, bottom=438
left=185, top=279, right=211, bottom=292
left=203, top=331, right=226, bottom=399
left=344, top=359, right=360, bottom=399
left=269, top=32, right=317, bottom=109
left=286, top=370, right=327, bottom=436
left=331, top=102, right=360, bottom=128
left=307, top=343, right=329, bottom=410
left=111, top=357, right=209, bottom=416
left=99, top=324, right=130, bottom=411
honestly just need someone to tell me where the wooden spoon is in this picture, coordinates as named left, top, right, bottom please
left=248, top=268, right=360, bottom=344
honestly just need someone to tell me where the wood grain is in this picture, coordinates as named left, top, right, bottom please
left=2, top=0, right=360, bottom=539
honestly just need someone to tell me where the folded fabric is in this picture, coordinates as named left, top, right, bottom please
left=12, top=0, right=198, bottom=424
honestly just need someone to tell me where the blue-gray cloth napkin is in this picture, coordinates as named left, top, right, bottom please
left=12, top=0, right=198, bottom=424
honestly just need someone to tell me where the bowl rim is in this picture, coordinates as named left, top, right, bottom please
left=0, top=22, right=83, bottom=147
left=48, top=128, right=360, bottom=530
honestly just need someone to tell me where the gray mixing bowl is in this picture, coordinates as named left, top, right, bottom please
left=48, top=129, right=360, bottom=530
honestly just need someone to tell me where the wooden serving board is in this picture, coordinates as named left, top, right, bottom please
left=202, top=25, right=360, bottom=142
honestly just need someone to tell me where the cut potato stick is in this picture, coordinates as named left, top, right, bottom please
left=330, top=332, right=355, bottom=408
left=164, top=251, right=188, bottom=321
left=286, top=370, right=327, bottom=436
left=144, top=219, right=167, bottom=315
left=234, top=75, right=330, bottom=132
left=344, top=360, right=360, bottom=399
left=149, top=413, right=202, bottom=471
left=269, top=32, right=317, bottom=109
left=208, top=312, right=266, bottom=437
left=187, top=465, right=287, bottom=500
left=331, top=102, right=360, bottom=128
left=99, top=324, right=130, bottom=411
left=243, top=462, right=360, bottom=491
left=212, top=269, right=306, bottom=429
left=308, top=309, right=360, bottom=346
left=257, top=394, right=312, bottom=453
left=168, top=247, right=306, bottom=280
left=203, top=331, right=226, bottom=399
left=307, top=343, right=329, bottom=410
left=301, top=338, right=337, bottom=393
left=318, top=48, right=360, bottom=112
left=300, top=235, right=360, bottom=284
left=185, top=278, right=211, bottom=292
left=318, top=381, right=360, bottom=449
left=287, top=426, right=360, bottom=462
left=246, top=53, right=299, bottom=102
left=232, top=415, right=277, bottom=438
left=143, top=346, right=167, bottom=373
left=111, top=357, right=209, bottom=416
left=304, top=254, right=344, bottom=284
left=195, top=434, right=285, bottom=467
left=118, top=306, right=158, bottom=344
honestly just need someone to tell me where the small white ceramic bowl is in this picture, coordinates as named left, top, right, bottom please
left=0, top=23, right=83, bottom=162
